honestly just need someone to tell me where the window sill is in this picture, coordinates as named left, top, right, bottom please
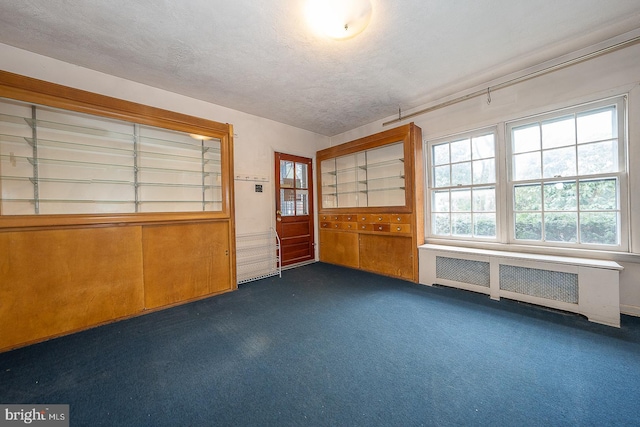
left=423, top=237, right=640, bottom=264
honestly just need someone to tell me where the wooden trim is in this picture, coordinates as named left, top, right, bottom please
left=317, top=123, right=412, bottom=160
left=0, top=70, right=229, bottom=136
left=0, top=212, right=231, bottom=232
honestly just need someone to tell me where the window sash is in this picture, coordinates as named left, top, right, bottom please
left=506, top=96, right=627, bottom=251
left=427, top=127, right=498, bottom=241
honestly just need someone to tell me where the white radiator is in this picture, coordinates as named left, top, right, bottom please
left=419, top=244, right=623, bottom=327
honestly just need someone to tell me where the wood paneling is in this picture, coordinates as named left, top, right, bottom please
left=359, top=234, right=413, bottom=280
left=0, top=226, right=144, bottom=350
left=142, top=222, right=231, bottom=309
left=319, top=230, right=359, bottom=268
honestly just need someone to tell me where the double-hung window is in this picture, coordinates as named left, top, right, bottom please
left=428, top=128, right=497, bottom=240
left=507, top=97, right=627, bottom=250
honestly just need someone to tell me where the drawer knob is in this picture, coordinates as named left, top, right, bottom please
left=378, top=226, right=383, bottom=230
left=378, top=217, right=382, bottom=221
left=397, top=226, right=401, bottom=231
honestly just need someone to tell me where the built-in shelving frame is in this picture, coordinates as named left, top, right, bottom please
left=316, top=123, right=424, bottom=282
left=0, top=70, right=235, bottom=230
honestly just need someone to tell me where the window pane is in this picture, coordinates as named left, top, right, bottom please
left=296, top=189, right=309, bottom=215
left=450, top=138, right=471, bottom=163
left=513, top=124, right=540, bottom=153
left=473, top=187, right=495, bottom=212
left=451, top=189, right=471, bottom=212
left=541, top=116, right=575, bottom=149
left=513, top=152, right=541, bottom=181
left=544, top=212, right=577, bottom=242
left=472, top=134, right=495, bottom=159
left=580, top=212, right=618, bottom=245
left=472, top=159, right=495, bottom=184
left=543, top=146, right=576, bottom=178
left=433, top=213, right=450, bottom=235
left=432, top=143, right=449, bottom=165
left=514, top=184, right=541, bottom=211
left=280, top=160, right=294, bottom=187
left=515, top=213, right=542, bottom=240
left=432, top=190, right=450, bottom=212
left=577, top=107, right=615, bottom=144
left=544, top=181, right=576, bottom=211
left=579, top=179, right=617, bottom=210
left=295, top=162, right=308, bottom=189
left=451, top=213, right=472, bottom=236
left=474, top=213, right=496, bottom=237
left=578, top=140, right=618, bottom=175
left=451, top=162, right=472, bottom=186
left=434, top=165, right=450, bottom=187
left=280, top=189, right=295, bottom=216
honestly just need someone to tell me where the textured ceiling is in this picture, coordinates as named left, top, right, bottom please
left=0, top=1, right=639, bottom=136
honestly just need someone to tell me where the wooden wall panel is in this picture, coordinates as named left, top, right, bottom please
left=319, top=230, right=359, bottom=268
left=0, top=226, right=144, bottom=350
left=142, top=221, right=231, bottom=309
left=359, top=234, right=413, bottom=280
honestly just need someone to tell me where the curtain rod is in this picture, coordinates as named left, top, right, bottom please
left=383, top=34, right=640, bottom=127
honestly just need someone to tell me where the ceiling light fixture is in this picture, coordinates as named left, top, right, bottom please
left=305, top=0, right=372, bottom=40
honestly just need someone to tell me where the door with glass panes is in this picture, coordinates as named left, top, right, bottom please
left=275, top=152, right=315, bottom=266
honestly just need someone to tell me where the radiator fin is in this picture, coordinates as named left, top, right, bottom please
left=499, top=265, right=578, bottom=303
left=436, top=256, right=490, bottom=287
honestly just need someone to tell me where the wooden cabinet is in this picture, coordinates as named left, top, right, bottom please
left=0, top=71, right=236, bottom=352
left=316, top=123, right=424, bottom=282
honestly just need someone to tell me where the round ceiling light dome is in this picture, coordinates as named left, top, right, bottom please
left=305, top=0, right=372, bottom=40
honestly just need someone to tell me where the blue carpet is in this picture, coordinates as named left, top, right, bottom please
left=1, top=262, right=639, bottom=426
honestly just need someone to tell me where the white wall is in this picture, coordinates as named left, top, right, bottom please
left=0, top=43, right=329, bottom=259
left=330, top=34, right=640, bottom=316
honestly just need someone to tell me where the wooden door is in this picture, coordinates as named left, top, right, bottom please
left=275, top=152, right=315, bottom=266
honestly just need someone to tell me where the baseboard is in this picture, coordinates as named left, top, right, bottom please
left=620, top=304, right=640, bottom=317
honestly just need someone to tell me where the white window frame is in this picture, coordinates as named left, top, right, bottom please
left=426, top=126, right=499, bottom=242
left=505, top=96, right=628, bottom=252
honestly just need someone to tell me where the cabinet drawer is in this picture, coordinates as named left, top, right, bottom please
left=320, top=215, right=331, bottom=221
left=390, top=224, right=411, bottom=233
left=320, top=221, right=332, bottom=228
left=357, top=214, right=370, bottom=223
left=341, top=222, right=358, bottom=231
left=358, top=223, right=373, bottom=231
left=343, top=214, right=356, bottom=222
left=371, top=214, right=390, bottom=223
left=372, top=224, right=390, bottom=232
left=390, top=214, right=411, bottom=223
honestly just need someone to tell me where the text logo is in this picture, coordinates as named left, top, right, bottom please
left=0, top=405, right=68, bottom=427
